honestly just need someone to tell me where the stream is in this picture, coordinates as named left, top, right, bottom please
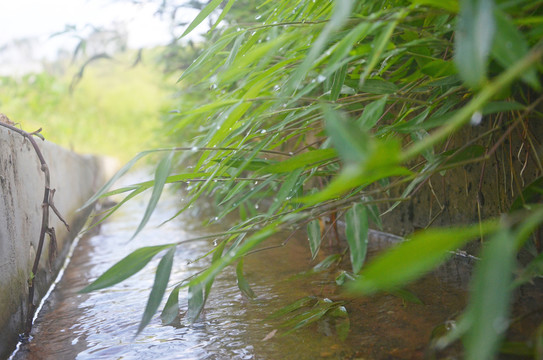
left=9, top=172, right=542, bottom=359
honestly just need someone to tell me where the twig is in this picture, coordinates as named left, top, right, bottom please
left=0, top=119, right=70, bottom=334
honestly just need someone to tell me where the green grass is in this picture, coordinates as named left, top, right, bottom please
left=0, top=52, right=173, bottom=162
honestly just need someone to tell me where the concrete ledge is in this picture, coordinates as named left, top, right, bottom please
left=0, top=126, right=112, bottom=359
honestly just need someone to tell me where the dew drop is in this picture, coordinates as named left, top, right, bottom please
left=470, top=111, right=483, bottom=125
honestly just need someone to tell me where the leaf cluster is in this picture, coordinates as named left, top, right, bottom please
left=82, top=0, right=543, bottom=356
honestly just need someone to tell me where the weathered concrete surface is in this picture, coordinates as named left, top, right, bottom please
left=379, top=118, right=543, bottom=241
left=0, top=126, right=112, bottom=359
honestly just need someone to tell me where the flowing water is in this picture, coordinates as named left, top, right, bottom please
left=8, top=174, right=543, bottom=360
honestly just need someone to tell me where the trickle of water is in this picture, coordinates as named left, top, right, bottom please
left=12, top=172, right=542, bottom=360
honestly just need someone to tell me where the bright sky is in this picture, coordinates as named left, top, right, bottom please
left=0, top=0, right=204, bottom=73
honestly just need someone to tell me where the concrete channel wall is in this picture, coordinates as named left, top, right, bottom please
left=0, top=126, right=112, bottom=359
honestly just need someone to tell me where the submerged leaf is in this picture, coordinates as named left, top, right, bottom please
left=266, top=296, right=318, bottom=320
left=388, top=288, right=424, bottom=305
left=329, top=305, right=350, bottom=341
left=282, top=299, right=340, bottom=334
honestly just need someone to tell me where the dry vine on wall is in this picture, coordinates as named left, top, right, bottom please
left=0, top=114, right=69, bottom=334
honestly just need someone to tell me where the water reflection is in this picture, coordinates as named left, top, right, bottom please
left=12, top=177, right=479, bottom=360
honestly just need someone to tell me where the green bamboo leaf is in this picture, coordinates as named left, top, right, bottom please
left=266, top=296, right=318, bottom=320
left=347, top=220, right=500, bottom=294
left=181, top=0, right=223, bottom=38
left=224, top=31, right=245, bottom=68
left=329, top=305, right=350, bottom=341
left=307, top=219, right=322, bottom=260
left=80, top=244, right=173, bottom=293
left=190, top=225, right=278, bottom=288
left=328, top=22, right=372, bottom=68
left=323, top=105, right=370, bottom=165
left=481, top=101, right=525, bottom=115
left=261, top=149, right=337, bottom=174
left=345, top=203, right=369, bottom=274
left=282, top=0, right=354, bottom=95
left=510, top=177, right=543, bottom=212
left=359, top=10, right=407, bottom=87
left=101, top=172, right=210, bottom=198
left=454, top=0, right=496, bottom=88
left=83, top=185, right=149, bottom=233
left=358, top=96, right=388, bottom=130
left=301, top=164, right=410, bottom=205
left=330, top=64, right=347, bottom=101
left=217, top=157, right=275, bottom=171
left=209, top=0, right=235, bottom=32
left=410, top=0, right=459, bottom=12
left=220, top=32, right=296, bottom=84
left=282, top=299, right=337, bottom=334
left=392, top=108, right=430, bottom=133
left=420, top=59, right=456, bottom=78
left=491, top=9, right=540, bottom=90
left=358, top=79, right=399, bottom=94
left=236, top=258, right=256, bottom=299
left=388, top=288, right=424, bottom=305
left=268, top=168, right=304, bottom=215
left=185, top=239, right=226, bottom=323
left=463, top=228, right=516, bottom=360
left=161, top=285, right=181, bottom=325
left=442, top=145, right=485, bottom=166
left=312, top=254, right=342, bottom=273
left=513, top=251, right=543, bottom=288
left=513, top=207, right=543, bottom=251
left=138, top=247, right=176, bottom=335
left=131, top=151, right=174, bottom=240
left=186, top=282, right=205, bottom=323
left=78, top=150, right=152, bottom=210
left=178, top=33, right=236, bottom=82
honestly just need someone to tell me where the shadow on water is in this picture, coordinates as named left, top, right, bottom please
left=9, top=173, right=543, bottom=360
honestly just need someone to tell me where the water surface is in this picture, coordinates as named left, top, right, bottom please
left=13, top=178, right=533, bottom=359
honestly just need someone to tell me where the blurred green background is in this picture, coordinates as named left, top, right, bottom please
left=0, top=50, right=173, bottom=162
